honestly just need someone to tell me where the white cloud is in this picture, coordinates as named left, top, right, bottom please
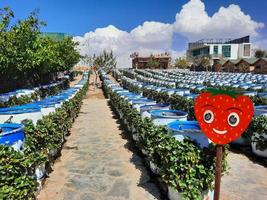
left=74, top=22, right=183, bottom=67
left=252, top=37, right=267, bottom=50
left=174, top=0, right=264, bottom=40
left=74, top=0, right=264, bottom=67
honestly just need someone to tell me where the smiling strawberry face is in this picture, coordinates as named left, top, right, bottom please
left=194, top=89, right=254, bottom=145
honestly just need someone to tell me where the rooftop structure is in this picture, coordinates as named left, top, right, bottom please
left=41, top=32, right=68, bottom=41
left=130, top=52, right=171, bottom=69
left=187, top=36, right=252, bottom=64
left=212, top=57, right=267, bottom=74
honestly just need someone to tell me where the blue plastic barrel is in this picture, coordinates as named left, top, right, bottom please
left=254, top=105, right=267, bottom=116
left=150, top=109, right=188, bottom=126
left=0, top=123, right=24, bottom=151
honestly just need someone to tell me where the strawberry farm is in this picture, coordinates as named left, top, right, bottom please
left=0, top=3, right=267, bottom=200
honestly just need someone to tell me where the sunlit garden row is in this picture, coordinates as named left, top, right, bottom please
left=100, top=68, right=267, bottom=199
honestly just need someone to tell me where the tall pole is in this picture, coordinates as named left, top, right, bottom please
left=214, top=145, right=223, bottom=200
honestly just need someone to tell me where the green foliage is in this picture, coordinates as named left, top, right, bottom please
left=0, top=7, right=80, bottom=92
left=249, top=116, right=267, bottom=151
left=0, top=146, right=36, bottom=200
left=93, top=50, right=117, bottom=72
left=174, top=57, right=189, bottom=69
left=106, top=85, right=229, bottom=200
left=146, top=56, right=160, bottom=69
left=254, top=49, right=267, bottom=58
left=0, top=74, right=89, bottom=199
left=250, top=96, right=267, bottom=106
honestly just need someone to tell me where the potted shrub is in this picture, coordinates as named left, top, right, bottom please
left=250, top=116, right=267, bottom=157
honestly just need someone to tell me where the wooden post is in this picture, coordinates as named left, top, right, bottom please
left=214, top=145, right=223, bottom=200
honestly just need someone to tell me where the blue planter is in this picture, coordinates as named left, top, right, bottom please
left=167, top=121, right=211, bottom=148
left=150, top=110, right=188, bottom=126
left=140, top=104, right=170, bottom=118
left=124, top=95, right=143, bottom=100
left=0, top=123, right=24, bottom=151
left=131, top=98, right=156, bottom=105
left=140, top=104, right=170, bottom=114
left=0, top=104, right=42, bottom=124
left=258, top=92, right=267, bottom=98
left=254, top=105, right=267, bottom=116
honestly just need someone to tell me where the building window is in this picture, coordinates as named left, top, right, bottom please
left=243, top=44, right=251, bottom=56
left=214, top=46, right=218, bottom=55
left=222, top=45, right=231, bottom=58
left=255, top=65, right=261, bottom=69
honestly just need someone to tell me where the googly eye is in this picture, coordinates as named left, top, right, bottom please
left=228, top=112, right=240, bottom=127
left=203, top=110, right=214, bottom=123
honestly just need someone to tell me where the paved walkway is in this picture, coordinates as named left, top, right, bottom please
left=38, top=76, right=160, bottom=200
left=221, top=151, right=267, bottom=200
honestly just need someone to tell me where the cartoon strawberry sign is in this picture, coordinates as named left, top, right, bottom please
left=194, top=88, right=254, bottom=145
left=194, top=88, right=254, bottom=200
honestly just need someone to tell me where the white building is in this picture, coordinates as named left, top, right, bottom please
left=187, top=36, right=252, bottom=64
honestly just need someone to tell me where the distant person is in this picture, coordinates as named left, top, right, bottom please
left=92, top=65, right=99, bottom=87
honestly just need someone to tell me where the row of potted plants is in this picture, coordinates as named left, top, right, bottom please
left=119, top=72, right=267, bottom=158
left=0, top=78, right=69, bottom=108
left=120, top=69, right=267, bottom=105
left=0, top=74, right=89, bottom=199
left=101, top=74, right=228, bottom=200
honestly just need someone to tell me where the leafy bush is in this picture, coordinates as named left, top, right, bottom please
left=0, top=7, right=80, bottom=93
left=249, top=116, right=267, bottom=151
left=106, top=86, right=229, bottom=200
left=0, top=74, right=89, bottom=199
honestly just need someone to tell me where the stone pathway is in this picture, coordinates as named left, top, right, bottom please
left=38, top=76, right=161, bottom=200
left=221, top=151, right=267, bottom=200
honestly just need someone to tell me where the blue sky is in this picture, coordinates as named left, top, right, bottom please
left=0, top=0, right=266, bottom=66
left=0, top=0, right=266, bottom=36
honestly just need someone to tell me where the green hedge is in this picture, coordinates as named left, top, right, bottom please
left=103, top=81, right=229, bottom=200
left=0, top=74, right=89, bottom=199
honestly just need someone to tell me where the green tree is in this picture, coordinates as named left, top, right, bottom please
left=0, top=7, right=81, bottom=92
left=193, top=55, right=211, bottom=71
left=146, top=56, right=160, bottom=69
left=254, top=49, right=266, bottom=58
left=174, top=57, right=189, bottom=69
left=81, top=54, right=94, bottom=66
left=93, top=50, right=117, bottom=72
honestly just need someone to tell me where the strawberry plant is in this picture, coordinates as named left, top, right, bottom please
left=105, top=82, right=229, bottom=200
left=249, top=116, right=267, bottom=151
left=0, top=146, right=37, bottom=199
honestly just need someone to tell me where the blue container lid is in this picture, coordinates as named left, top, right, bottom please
left=120, top=93, right=139, bottom=97
left=255, top=105, right=267, bottom=110
left=125, top=95, right=143, bottom=99
left=0, top=123, right=24, bottom=146
left=140, top=104, right=169, bottom=111
left=0, top=104, right=41, bottom=114
left=131, top=98, right=155, bottom=103
left=116, top=89, right=130, bottom=93
left=167, top=121, right=200, bottom=131
left=150, top=109, right=188, bottom=118
left=0, top=123, right=23, bottom=134
left=31, top=100, right=57, bottom=108
left=140, top=103, right=169, bottom=109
